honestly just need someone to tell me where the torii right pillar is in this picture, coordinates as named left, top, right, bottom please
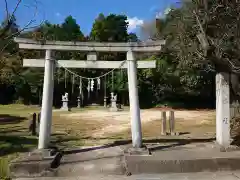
left=216, top=72, right=231, bottom=149
left=127, top=50, right=142, bottom=148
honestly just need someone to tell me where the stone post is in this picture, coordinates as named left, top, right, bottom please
left=127, top=50, right=142, bottom=148
left=216, top=72, right=230, bottom=148
left=38, top=50, right=55, bottom=149
left=29, top=113, right=37, bottom=136
left=37, top=112, right=41, bottom=125
left=77, top=96, right=81, bottom=108
left=104, top=96, right=107, bottom=108
left=161, top=111, right=167, bottom=135
left=169, top=111, right=175, bottom=135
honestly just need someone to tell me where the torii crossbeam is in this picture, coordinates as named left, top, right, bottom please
left=22, top=59, right=156, bottom=69
left=14, top=37, right=165, bottom=150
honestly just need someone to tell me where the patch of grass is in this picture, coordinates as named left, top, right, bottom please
left=0, top=158, right=9, bottom=179
left=0, top=134, right=38, bottom=179
left=0, top=135, right=38, bottom=157
left=0, top=104, right=40, bottom=117
left=0, top=157, right=10, bottom=179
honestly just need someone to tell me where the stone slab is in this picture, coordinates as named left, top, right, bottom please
left=12, top=143, right=240, bottom=178
left=54, top=146, right=127, bottom=176
left=13, top=171, right=240, bottom=179
left=125, top=145, right=240, bottom=174
left=9, top=150, right=62, bottom=178
left=56, top=156, right=126, bottom=176
left=62, top=146, right=124, bottom=163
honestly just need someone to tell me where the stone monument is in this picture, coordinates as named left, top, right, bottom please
left=109, top=92, right=118, bottom=112
left=61, top=92, right=70, bottom=111
left=104, top=96, right=107, bottom=108
left=77, top=96, right=81, bottom=108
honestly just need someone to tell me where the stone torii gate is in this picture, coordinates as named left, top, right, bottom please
left=14, top=37, right=165, bottom=150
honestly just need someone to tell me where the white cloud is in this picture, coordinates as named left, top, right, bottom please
left=154, top=7, right=172, bottom=19
left=155, top=12, right=163, bottom=19
left=164, top=7, right=172, bottom=15
left=126, top=17, right=144, bottom=32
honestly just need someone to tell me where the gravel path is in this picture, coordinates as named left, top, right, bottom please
left=60, top=109, right=215, bottom=138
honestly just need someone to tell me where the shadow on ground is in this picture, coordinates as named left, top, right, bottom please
left=0, top=127, right=27, bottom=134
left=0, top=114, right=26, bottom=125
left=0, top=135, right=38, bottom=157
left=231, top=135, right=240, bottom=146
left=64, top=137, right=216, bottom=155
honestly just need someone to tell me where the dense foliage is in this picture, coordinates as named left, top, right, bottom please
left=1, top=1, right=224, bottom=108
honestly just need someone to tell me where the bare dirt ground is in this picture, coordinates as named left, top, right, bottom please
left=60, top=108, right=215, bottom=138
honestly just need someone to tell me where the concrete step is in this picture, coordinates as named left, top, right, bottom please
left=15, top=176, right=132, bottom=180
left=125, top=147, right=240, bottom=174
left=55, top=155, right=126, bottom=176
left=14, top=171, right=240, bottom=180
left=54, top=146, right=127, bottom=176
left=10, top=146, right=127, bottom=178
left=11, top=143, right=240, bottom=178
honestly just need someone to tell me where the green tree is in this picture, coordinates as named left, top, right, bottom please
left=90, top=13, right=129, bottom=42
left=89, top=13, right=137, bottom=100
left=138, top=3, right=216, bottom=107
left=0, top=14, right=19, bottom=39
left=0, top=15, right=19, bottom=54
left=61, top=16, right=84, bottom=41
left=128, top=33, right=139, bottom=42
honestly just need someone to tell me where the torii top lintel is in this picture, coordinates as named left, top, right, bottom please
left=14, top=38, right=165, bottom=52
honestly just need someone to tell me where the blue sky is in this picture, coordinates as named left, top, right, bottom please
left=0, top=0, right=181, bottom=35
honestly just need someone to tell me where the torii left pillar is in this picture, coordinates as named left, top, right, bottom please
left=38, top=50, right=55, bottom=149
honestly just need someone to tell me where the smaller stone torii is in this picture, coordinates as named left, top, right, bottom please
left=15, top=37, right=165, bottom=151
left=23, top=53, right=156, bottom=111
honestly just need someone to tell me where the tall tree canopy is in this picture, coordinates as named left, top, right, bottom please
left=61, top=16, right=84, bottom=41
left=90, top=13, right=129, bottom=42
